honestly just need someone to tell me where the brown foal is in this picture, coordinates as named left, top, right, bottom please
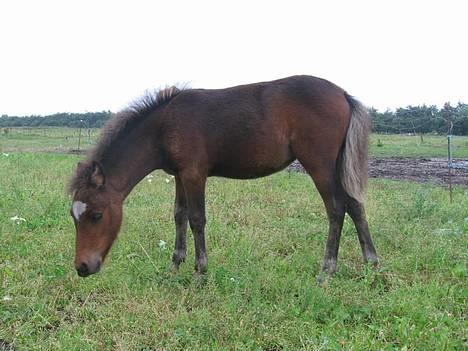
left=69, top=75, right=378, bottom=279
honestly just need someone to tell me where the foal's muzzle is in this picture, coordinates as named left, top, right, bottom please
left=75, top=259, right=101, bottom=277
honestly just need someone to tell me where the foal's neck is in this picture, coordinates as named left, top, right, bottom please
left=101, top=118, right=162, bottom=199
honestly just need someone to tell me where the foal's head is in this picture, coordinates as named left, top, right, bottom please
left=70, top=161, right=123, bottom=277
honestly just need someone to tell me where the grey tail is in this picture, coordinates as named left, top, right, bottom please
left=339, top=93, right=370, bottom=204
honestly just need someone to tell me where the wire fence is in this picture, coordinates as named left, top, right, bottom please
left=1, top=127, right=101, bottom=152
left=1, top=127, right=100, bottom=139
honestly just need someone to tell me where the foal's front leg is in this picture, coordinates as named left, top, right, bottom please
left=172, top=176, right=188, bottom=269
left=179, top=171, right=208, bottom=275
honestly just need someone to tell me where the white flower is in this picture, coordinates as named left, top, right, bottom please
left=158, top=240, right=167, bottom=250
left=10, top=215, right=26, bottom=224
left=2, top=296, right=12, bottom=301
left=146, top=174, right=154, bottom=183
left=165, top=176, right=175, bottom=183
left=2, top=153, right=9, bottom=157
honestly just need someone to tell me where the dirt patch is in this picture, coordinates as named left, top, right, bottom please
left=3, top=147, right=87, bottom=155
left=288, top=158, right=468, bottom=186
left=369, top=158, right=468, bottom=186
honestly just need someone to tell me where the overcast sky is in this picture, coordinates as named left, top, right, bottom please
left=1, top=0, right=467, bottom=116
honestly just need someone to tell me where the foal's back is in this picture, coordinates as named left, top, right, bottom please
left=160, top=75, right=350, bottom=179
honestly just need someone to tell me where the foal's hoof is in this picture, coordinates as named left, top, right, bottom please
left=366, top=256, right=380, bottom=269
left=172, top=251, right=186, bottom=266
left=170, top=263, right=180, bottom=273
left=194, top=258, right=207, bottom=276
left=192, top=271, right=208, bottom=285
left=316, top=271, right=333, bottom=287
left=317, top=259, right=337, bottom=286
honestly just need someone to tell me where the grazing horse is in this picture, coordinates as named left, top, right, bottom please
left=69, top=75, right=378, bottom=279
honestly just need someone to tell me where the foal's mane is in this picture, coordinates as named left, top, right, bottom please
left=68, top=86, right=183, bottom=194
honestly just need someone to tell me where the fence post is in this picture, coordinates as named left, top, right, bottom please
left=447, top=134, right=452, bottom=203
left=447, top=121, right=453, bottom=203
left=77, top=120, right=84, bottom=151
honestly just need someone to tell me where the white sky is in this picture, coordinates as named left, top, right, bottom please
left=0, top=0, right=467, bottom=116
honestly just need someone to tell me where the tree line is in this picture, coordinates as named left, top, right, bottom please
left=0, top=111, right=111, bottom=128
left=1, top=103, right=467, bottom=135
left=369, top=102, right=468, bottom=135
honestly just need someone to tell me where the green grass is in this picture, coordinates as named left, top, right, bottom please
left=369, top=134, right=468, bottom=158
left=1, top=153, right=466, bottom=350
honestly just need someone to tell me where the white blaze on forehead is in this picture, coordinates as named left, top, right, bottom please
left=72, top=201, right=87, bottom=221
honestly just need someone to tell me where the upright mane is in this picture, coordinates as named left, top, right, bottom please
left=68, top=86, right=183, bottom=194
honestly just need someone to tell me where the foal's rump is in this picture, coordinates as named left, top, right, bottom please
left=207, top=75, right=352, bottom=180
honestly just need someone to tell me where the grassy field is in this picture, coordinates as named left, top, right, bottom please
left=0, top=152, right=466, bottom=350
left=0, top=128, right=100, bottom=152
left=369, top=134, right=468, bottom=158
left=1, top=128, right=468, bottom=158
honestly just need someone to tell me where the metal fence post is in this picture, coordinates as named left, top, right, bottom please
left=447, top=134, right=453, bottom=203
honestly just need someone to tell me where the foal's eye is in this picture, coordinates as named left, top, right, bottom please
left=91, top=212, right=103, bottom=223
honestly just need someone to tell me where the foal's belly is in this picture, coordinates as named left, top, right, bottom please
left=210, top=159, right=295, bottom=179
left=209, top=144, right=295, bottom=179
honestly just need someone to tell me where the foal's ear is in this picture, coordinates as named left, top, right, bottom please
left=89, top=161, right=105, bottom=188
left=76, top=161, right=88, bottom=172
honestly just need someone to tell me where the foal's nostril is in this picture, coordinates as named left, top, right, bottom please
left=76, top=263, right=90, bottom=277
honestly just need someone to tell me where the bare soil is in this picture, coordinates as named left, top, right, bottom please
left=288, top=158, right=468, bottom=187
left=3, top=147, right=86, bottom=155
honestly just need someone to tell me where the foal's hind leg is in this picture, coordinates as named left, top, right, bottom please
left=313, top=170, right=346, bottom=276
left=172, top=176, right=188, bottom=269
left=297, top=158, right=346, bottom=277
left=345, top=196, right=379, bottom=266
